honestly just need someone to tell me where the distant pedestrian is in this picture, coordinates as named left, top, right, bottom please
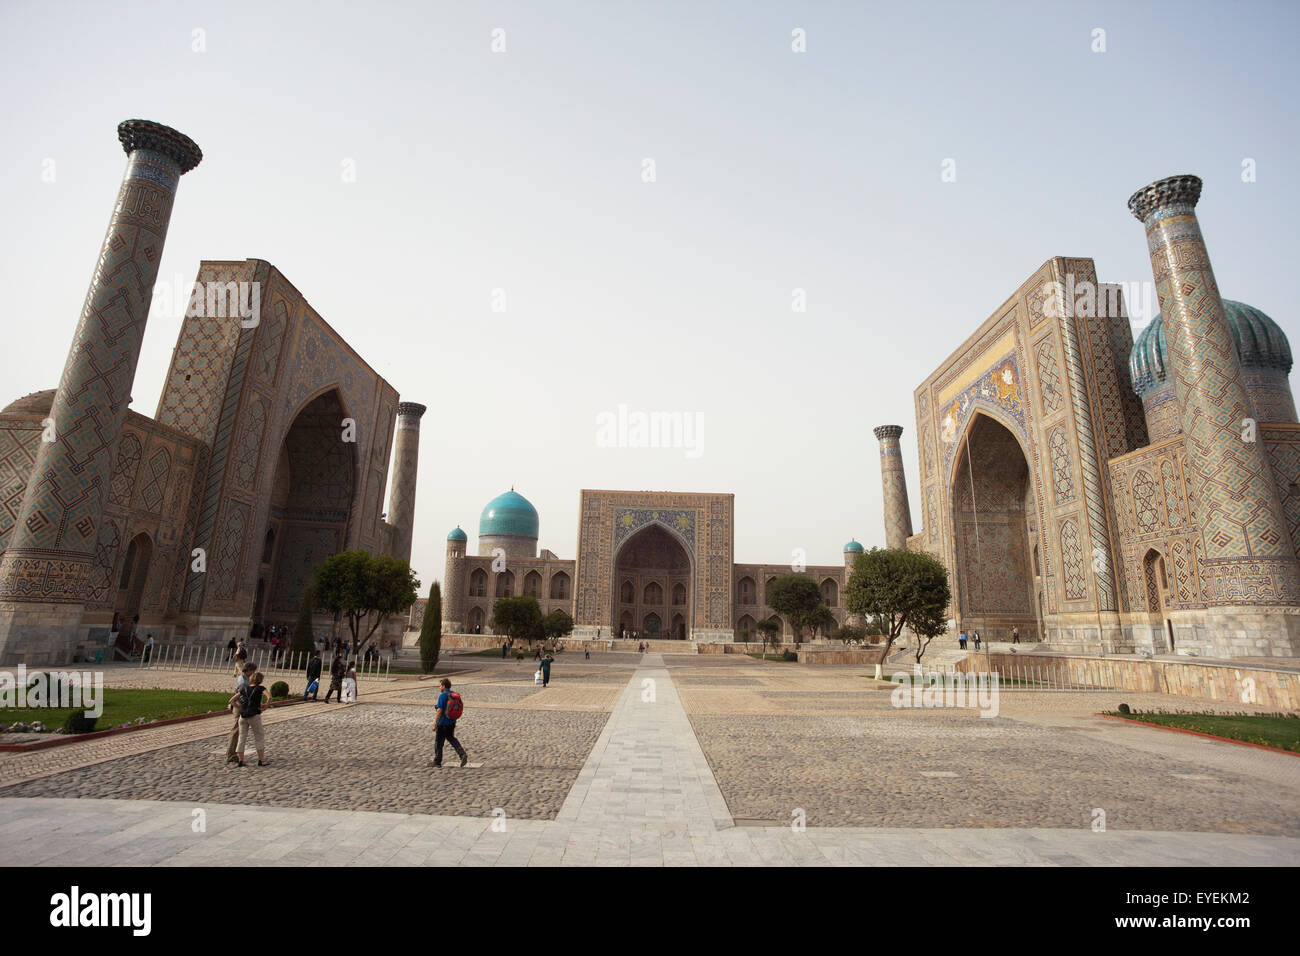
left=324, top=653, right=345, bottom=702
left=143, top=634, right=154, bottom=664
left=226, top=661, right=257, bottom=763
left=959, top=631, right=968, bottom=650
left=584, top=646, right=590, bottom=660
left=973, top=631, right=982, bottom=651
left=342, top=661, right=358, bottom=703
left=540, top=651, right=554, bottom=688
left=429, top=678, right=468, bottom=768
left=502, top=642, right=508, bottom=659
left=305, top=651, right=322, bottom=700
left=227, top=636, right=237, bottom=660
left=229, top=671, right=270, bottom=767
left=1012, top=627, right=1020, bottom=644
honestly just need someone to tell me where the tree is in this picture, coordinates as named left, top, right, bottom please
left=766, top=574, right=825, bottom=644
left=291, top=586, right=316, bottom=656
left=756, top=619, right=781, bottom=657
left=833, top=623, right=868, bottom=644
left=419, top=581, right=442, bottom=674
left=313, top=550, right=420, bottom=659
left=807, top=604, right=836, bottom=640
left=845, top=547, right=951, bottom=667
left=538, top=608, right=574, bottom=643
left=491, top=595, right=542, bottom=643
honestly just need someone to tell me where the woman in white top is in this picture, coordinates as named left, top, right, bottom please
left=342, top=661, right=358, bottom=703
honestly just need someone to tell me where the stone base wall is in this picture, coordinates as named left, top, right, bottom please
left=797, top=646, right=887, bottom=666
left=958, top=651, right=1299, bottom=710
left=0, top=602, right=87, bottom=666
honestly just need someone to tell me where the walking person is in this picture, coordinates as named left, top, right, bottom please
left=143, top=633, right=154, bottom=664
left=502, top=641, right=508, bottom=659
left=323, top=653, right=345, bottom=703
left=305, top=650, right=322, bottom=700
left=229, top=671, right=270, bottom=767
left=225, top=661, right=257, bottom=763
left=959, top=630, right=968, bottom=651
left=342, top=660, right=358, bottom=703
left=973, top=631, right=982, bottom=651
left=428, top=678, right=468, bottom=768
left=539, top=650, right=554, bottom=688
left=1012, top=626, right=1020, bottom=644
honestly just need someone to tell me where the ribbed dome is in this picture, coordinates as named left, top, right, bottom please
left=479, top=490, right=539, bottom=538
left=447, top=526, right=467, bottom=542
left=843, top=539, right=864, bottom=553
left=1130, top=300, right=1292, bottom=395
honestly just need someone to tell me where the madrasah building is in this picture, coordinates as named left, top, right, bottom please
left=1, top=120, right=1295, bottom=664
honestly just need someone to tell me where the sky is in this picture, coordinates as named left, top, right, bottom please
left=2, top=0, right=1297, bottom=591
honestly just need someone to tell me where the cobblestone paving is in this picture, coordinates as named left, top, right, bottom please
left=688, top=706, right=1300, bottom=833
left=2, top=703, right=609, bottom=819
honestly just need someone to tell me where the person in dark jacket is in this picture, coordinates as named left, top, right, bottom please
left=323, top=653, right=346, bottom=703
left=305, top=651, right=323, bottom=700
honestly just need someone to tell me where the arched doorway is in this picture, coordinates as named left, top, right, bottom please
left=265, top=389, right=357, bottom=625
left=468, top=606, right=485, bottom=633
left=116, top=532, right=153, bottom=642
left=1142, top=548, right=1173, bottom=652
left=613, top=523, right=692, bottom=639
left=951, top=414, right=1039, bottom=641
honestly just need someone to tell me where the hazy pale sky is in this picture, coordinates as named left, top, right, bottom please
left=2, top=0, right=1296, bottom=590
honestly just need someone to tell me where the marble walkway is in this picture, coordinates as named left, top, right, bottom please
left=1, top=655, right=1295, bottom=866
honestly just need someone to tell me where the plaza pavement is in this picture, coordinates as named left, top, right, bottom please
left=0, top=652, right=1296, bottom=865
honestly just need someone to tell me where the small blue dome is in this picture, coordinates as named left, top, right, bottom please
left=1131, top=299, right=1292, bottom=396
left=447, top=526, right=467, bottom=542
left=479, top=490, right=539, bottom=538
left=843, top=539, right=864, bottom=553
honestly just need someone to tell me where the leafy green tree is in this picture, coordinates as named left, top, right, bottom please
left=756, top=619, right=781, bottom=657
left=766, top=574, right=824, bottom=644
left=833, top=623, right=868, bottom=643
left=419, top=581, right=442, bottom=674
left=538, top=608, right=574, bottom=643
left=845, top=548, right=951, bottom=666
left=491, top=595, right=542, bottom=643
left=313, top=550, right=420, bottom=659
left=291, top=586, right=316, bottom=655
left=807, top=603, right=836, bottom=639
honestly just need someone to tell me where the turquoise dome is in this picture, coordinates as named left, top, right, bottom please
left=447, top=526, right=467, bottom=542
left=843, top=539, right=864, bottom=553
left=479, top=490, right=539, bottom=538
left=1130, top=299, right=1292, bottom=396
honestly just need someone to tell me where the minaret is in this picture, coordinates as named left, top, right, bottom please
left=0, top=120, right=201, bottom=664
left=873, top=425, right=914, bottom=550
left=388, top=401, right=426, bottom=564
left=1129, top=175, right=1300, bottom=645
left=443, top=527, right=468, bottom=634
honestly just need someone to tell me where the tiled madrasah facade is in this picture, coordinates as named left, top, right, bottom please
left=0, top=122, right=423, bottom=665
left=2, top=122, right=1295, bottom=663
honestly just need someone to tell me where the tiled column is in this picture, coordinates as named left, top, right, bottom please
left=874, top=425, right=914, bottom=550
left=1129, top=175, right=1300, bottom=645
left=388, top=401, right=426, bottom=564
left=0, top=120, right=201, bottom=664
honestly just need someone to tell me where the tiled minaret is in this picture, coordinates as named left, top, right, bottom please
left=873, top=425, right=914, bottom=551
left=0, top=120, right=201, bottom=665
left=388, top=401, right=426, bottom=564
left=443, top=527, right=468, bottom=634
left=1129, top=175, right=1300, bottom=646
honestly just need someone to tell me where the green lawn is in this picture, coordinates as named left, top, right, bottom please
left=1108, top=711, right=1300, bottom=752
left=1, top=689, right=234, bottom=734
left=746, top=653, right=799, bottom=662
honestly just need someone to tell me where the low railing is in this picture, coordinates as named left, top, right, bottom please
left=136, top=645, right=391, bottom=680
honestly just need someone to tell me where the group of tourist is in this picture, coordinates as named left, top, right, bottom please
left=958, top=630, right=982, bottom=651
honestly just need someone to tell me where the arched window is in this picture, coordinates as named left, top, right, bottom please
left=644, top=582, right=663, bottom=605
left=469, top=568, right=487, bottom=597
left=736, top=614, right=756, bottom=640
left=549, top=571, right=570, bottom=600
left=820, top=578, right=838, bottom=607
left=643, top=612, right=661, bottom=635
left=524, top=570, right=542, bottom=599
left=495, top=569, right=515, bottom=598
left=261, top=527, right=276, bottom=564
left=736, top=576, right=755, bottom=605
left=672, top=582, right=686, bottom=606
left=620, top=580, right=635, bottom=604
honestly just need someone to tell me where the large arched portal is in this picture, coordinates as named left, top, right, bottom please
left=613, top=523, right=692, bottom=639
left=951, top=414, right=1039, bottom=640
left=264, top=390, right=357, bottom=624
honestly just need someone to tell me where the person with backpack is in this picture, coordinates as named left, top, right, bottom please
left=429, top=678, right=468, bottom=768
left=228, top=671, right=270, bottom=767
left=225, top=661, right=256, bottom=763
left=324, top=653, right=346, bottom=703
left=305, top=651, right=322, bottom=701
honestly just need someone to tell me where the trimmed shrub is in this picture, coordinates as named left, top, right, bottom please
left=1118, top=702, right=1131, bottom=714
left=270, top=681, right=289, bottom=699
left=62, top=712, right=99, bottom=734
left=781, top=650, right=799, bottom=662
